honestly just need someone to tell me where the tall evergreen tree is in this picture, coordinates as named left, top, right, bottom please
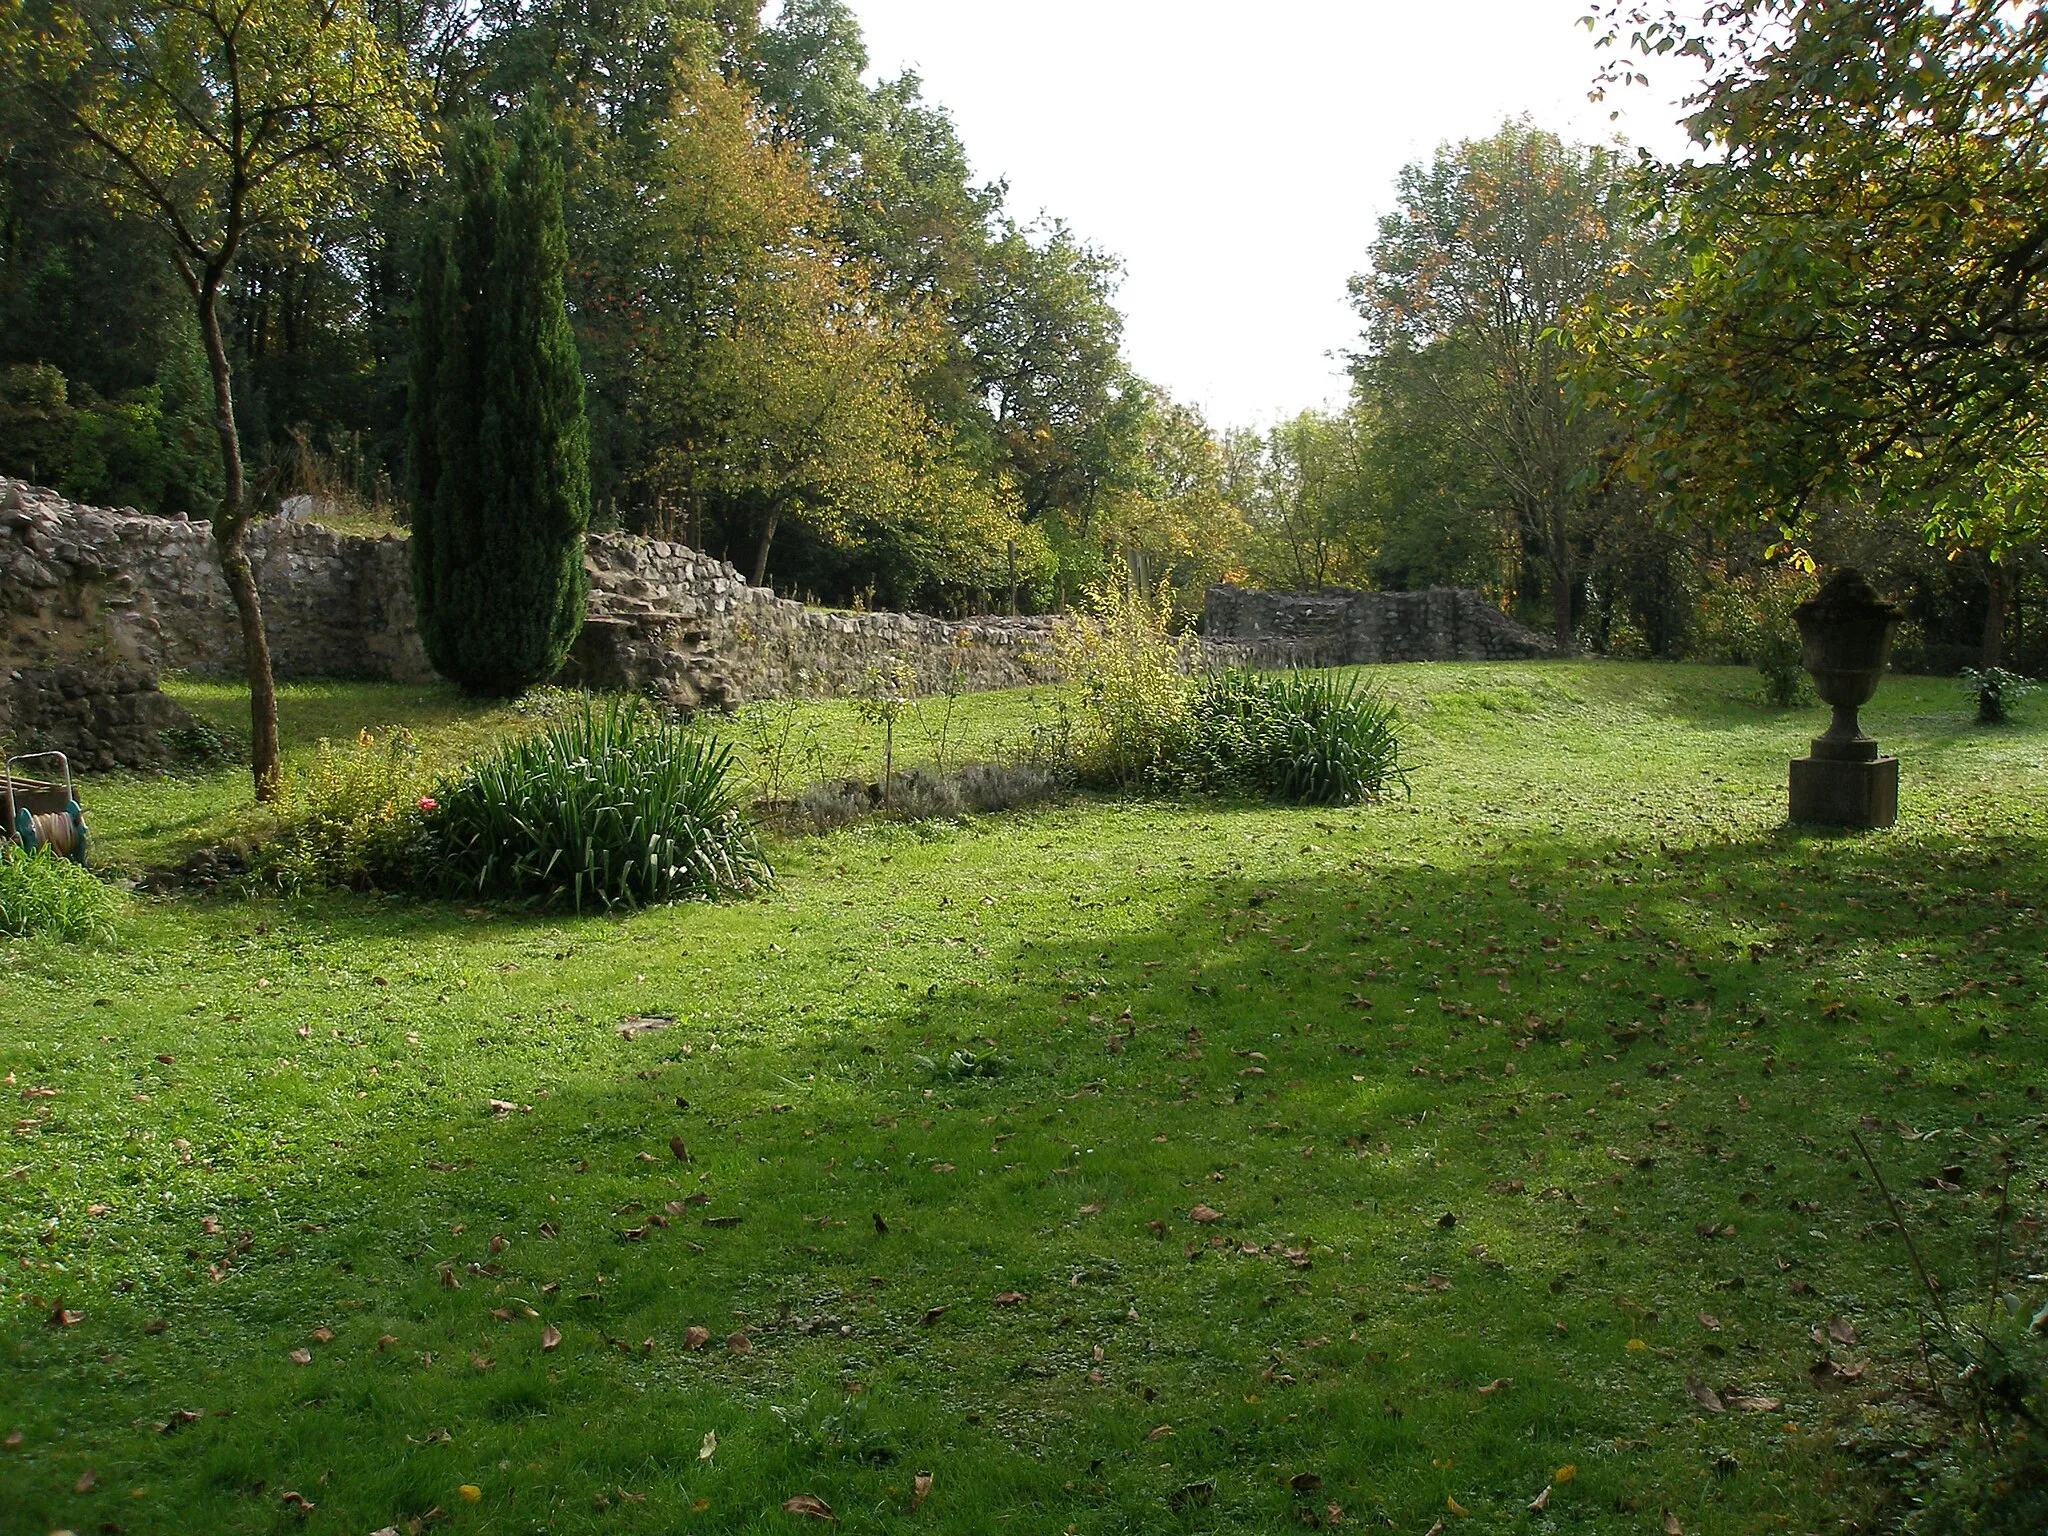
left=409, top=110, right=590, bottom=694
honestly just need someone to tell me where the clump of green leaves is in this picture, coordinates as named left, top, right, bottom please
left=1692, top=561, right=1815, bottom=706
left=258, top=728, right=432, bottom=892
left=1190, top=669, right=1406, bottom=804
left=1960, top=667, right=2037, bottom=725
left=425, top=700, right=767, bottom=911
left=1055, top=584, right=1405, bottom=804
left=0, top=844, right=119, bottom=943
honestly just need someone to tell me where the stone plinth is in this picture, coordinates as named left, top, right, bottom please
left=1789, top=755, right=1898, bottom=829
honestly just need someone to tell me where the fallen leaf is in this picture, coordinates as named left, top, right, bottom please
left=1697, top=1312, right=1721, bottom=1331
left=1446, top=1495, right=1469, bottom=1517
left=376, top=1334, right=397, bottom=1350
left=1727, top=1395, right=1782, bottom=1413
left=541, top=1325, right=561, bottom=1352
left=279, top=1489, right=314, bottom=1511
left=75, top=1469, right=97, bottom=1493
left=727, top=1332, right=752, bottom=1354
left=1079, top=1202, right=1103, bottom=1216
left=699, top=1430, right=717, bottom=1461
left=1827, top=1316, right=1857, bottom=1345
left=1169, top=1480, right=1216, bottom=1511
left=1528, top=1485, right=1551, bottom=1512
left=1554, top=1465, right=1576, bottom=1483
left=670, top=1137, right=690, bottom=1162
left=782, top=1493, right=836, bottom=1520
left=1663, top=1513, right=1683, bottom=1536
left=683, top=1326, right=710, bottom=1350
left=1686, top=1377, right=1726, bottom=1413
left=1288, top=1472, right=1323, bottom=1493
left=1146, top=1424, right=1174, bottom=1441
left=919, top=1306, right=949, bottom=1326
left=288, top=1348, right=312, bottom=1365
left=470, top=1353, right=494, bottom=1371
left=155, top=1409, right=202, bottom=1434
left=1189, top=1205, right=1223, bottom=1224
left=3, top=1430, right=21, bottom=1447
left=309, top=1327, right=334, bottom=1344
left=49, top=1306, right=82, bottom=1328
left=912, top=1469, right=933, bottom=1510
left=459, top=1483, right=482, bottom=1502
left=1810, top=1358, right=1864, bottom=1387
left=1477, top=1377, right=1511, bottom=1395
left=992, top=1291, right=1027, bottom=1306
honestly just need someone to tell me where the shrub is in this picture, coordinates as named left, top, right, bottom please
left=1960, top=667, right=2037, bottom=725
left=0, top=844, right=118, bottom=943
left=1691, top=561, right=1814, bottom=705
left=426, top=701, right=766, bottom=910
left=1056, top=580, right=1203, bottom=789
left=1192, top=669, right=1407, bottom=805
left=259, top=729, right=432, bottom=892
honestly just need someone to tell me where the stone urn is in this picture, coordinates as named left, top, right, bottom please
left=1788, top=567, right=1904, bottom=827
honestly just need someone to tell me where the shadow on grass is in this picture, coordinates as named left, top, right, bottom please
left=4, top=803, right=2042, bottom=1532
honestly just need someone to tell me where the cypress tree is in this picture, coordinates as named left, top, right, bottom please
left=408, top=111, right=589, bottom=694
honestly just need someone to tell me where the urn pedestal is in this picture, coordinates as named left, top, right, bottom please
left=1788, top=568, right=1904, bottom=829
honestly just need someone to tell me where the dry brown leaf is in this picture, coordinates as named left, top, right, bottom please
left=1189, top=1205, right=1223, bottom=1224
left=699, top=1429, right=717, bottom=1461
left=470, top=1353, right=494, bottom=1371
left=1078, top=1203, right=1103, bottom=1216
left=48, top=1306, right=82, bottom=1328
left=670, top=1137, right=690, bottom=1162
left=726, top=1332, right=752, bottom=1354
left=683, top=1325, right=710, bottom=1350
left=1663, top=1512, right=1683, bottom=1536
left=1727, top=1395, right=1782, bottom=1413
left=74, top=1469, right=97, bottom=1493
left=1146, top=1424, right=1174, bottom=1441
left=541, top=1325, right=561, bottom=1352
left=4, top=1429, right=22, bottom=1447
left=279, top=1490, right=315, bottom=1511
left=1528, top=1485, right=1551, bottom=1512
left=1288, top=1472, right=1323, bottom=1493
left=1477, top=1377, right=1511, bottom=1395
left=1827, top=1316, right=1858, bottom=1345
left=287, top=1348, right=312, bottom=1365
left=992, top=1291, right=1027, bottom=1306
left=1697, top=1312, right=1721, bottom=1331
left=1686, top=1377, right=1726, bottom=1413
left=919, top=1306, right=949, bottom=1326
left=309, top=1327, right=334, bottom=1344
left=912, top=1469, right=933, bottom=1511
left=781, top=1493, right=835, bottom=1520
left=376, top=1333, right=397, bottom=1350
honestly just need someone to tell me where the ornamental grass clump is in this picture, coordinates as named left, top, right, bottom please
left=1192, top=668, right=1407, bottom=805
left=0, top=844, right=118, bottom=943
left=426, top=701, right=767, bottom=910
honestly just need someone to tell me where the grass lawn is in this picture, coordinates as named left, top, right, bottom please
left=3, top=661, right=2045, bottom=1534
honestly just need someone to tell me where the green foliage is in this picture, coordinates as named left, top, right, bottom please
left=258, top=728, right=432, bottom=892
left=1191, top=669, right=1407, bottom=805
left=0, top=842, right=117, bottom=942
left=1960, top=667, right=2037, bottom=726
left=409, top=110, right=590, bottom=696
left=1691, top=562, right=1815, bottom=706
left=1055, top=580, right=1201, bottom=790
left=426, top=701, right=767, bottom=910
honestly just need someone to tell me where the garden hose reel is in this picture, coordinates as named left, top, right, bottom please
left=4, top=751, right=88, bottom=866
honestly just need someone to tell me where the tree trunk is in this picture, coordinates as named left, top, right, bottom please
left=750, top=503, right=780, bottom=588
left=196, top=275, right=281, bottom=800
left=1983, top=557, right=2009, bottom=670
left=1549, top=507, right=1574, bottom=654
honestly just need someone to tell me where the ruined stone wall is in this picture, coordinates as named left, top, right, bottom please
left=1, top=479, right=1060, bottom=707
left=0, top=664, right=201, bottom=772
left=1203, top=583, right=1553, bottom=666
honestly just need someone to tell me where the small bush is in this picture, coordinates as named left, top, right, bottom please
left=259, top=728, right=432, bottom=892
left=0, top=844, right=118, bottom=942
left=1057, top=580, right=1202, bottom=789
left=953, top=761, right=1059, bottom=814
left=426, top=701, right=767, bottom=910
left=1960, top=667, right=2037, bottom=725
left=1691, top=561, right=1815, bottom=705
left=1192, top=669, right=1407, bottom=805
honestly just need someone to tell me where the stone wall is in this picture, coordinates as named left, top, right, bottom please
left=1, top=664, right=203, bottom=772
left=1, top=478, right=1061, bottom=708
left=1203, top=583, right=1554, bottom=666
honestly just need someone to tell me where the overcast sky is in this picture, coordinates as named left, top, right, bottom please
left=840, top=0, right=1698, bottom=431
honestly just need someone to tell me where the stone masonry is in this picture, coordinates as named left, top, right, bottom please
left=1204, top=583, right=1554, bottom=666
left=1, top=479, right=1060, bottom=713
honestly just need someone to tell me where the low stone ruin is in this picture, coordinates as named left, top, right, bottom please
left=1203, top=583, right=1553, bottom=666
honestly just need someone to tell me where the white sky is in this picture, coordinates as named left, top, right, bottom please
left=843, top=0, right=1699, bottom=431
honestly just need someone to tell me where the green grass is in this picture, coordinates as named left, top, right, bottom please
left=3, top=661, right=2045, bottom=1534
